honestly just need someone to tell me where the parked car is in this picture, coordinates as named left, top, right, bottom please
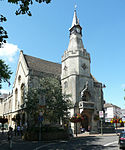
left=119, top=131, right=125, bottom=149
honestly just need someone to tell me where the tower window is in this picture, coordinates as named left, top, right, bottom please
left=64, top=65, right=67, bottom=71
left=18, top=75, right=21, bottom=84
left=64, top=81, right=68, bottom=89
left=81, top=63, right=88, bottom=70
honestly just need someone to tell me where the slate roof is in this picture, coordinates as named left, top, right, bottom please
left=104, top=103, right=121, bottom=109
left=24, top=54, right=61, bottom=76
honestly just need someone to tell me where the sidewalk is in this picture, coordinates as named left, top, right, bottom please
left=73, top=131, right=117, bottom=137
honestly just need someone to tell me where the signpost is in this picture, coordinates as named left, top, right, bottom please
left=99, top=111, right=104, bottom=135
left=38, top=111, right=43, bottom=141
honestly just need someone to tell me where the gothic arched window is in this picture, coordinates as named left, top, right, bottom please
left=18, top=75, right=21, bottom=84
left=21, top=83, right=25, bottom=105
left=15, top=88, right=18, bottom=109
left=64, top=81, right=68, bottom=89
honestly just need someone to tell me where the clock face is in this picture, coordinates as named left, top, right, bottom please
left=76, top=28, right=80, bottom=33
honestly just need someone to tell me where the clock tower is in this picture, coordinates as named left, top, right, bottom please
left=61, top=8, right=104, bottom=134
left=61, top=8, right=91, bottom=105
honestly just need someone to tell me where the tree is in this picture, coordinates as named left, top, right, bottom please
left=0, top=0, right=51, bottom=47
left=39, top=77, right=72, bottom=124
left=0, top=116, right=8, bottom=132
left=22, top=77, right=72, bottom=128
left=0, top=59, right=12, bottom=89
left=0, top=15, right=8, bottom=48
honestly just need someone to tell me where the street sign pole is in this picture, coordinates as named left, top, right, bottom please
left=99, top=111, right=104, bottom=135
left=101, top=118, right=103, bottom=135
left=38, top=111, right=43, bottom=141
left=39, top=121, right=42, bottom=141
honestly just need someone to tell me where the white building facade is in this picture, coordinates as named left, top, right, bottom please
left=104, top=103, right=121, bottom=122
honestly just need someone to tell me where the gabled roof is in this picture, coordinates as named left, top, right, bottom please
left=104, top=103, right=121, bottom=109
left=24, top=54, right=61, bottom=76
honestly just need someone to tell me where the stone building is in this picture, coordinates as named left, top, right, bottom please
left=61, top=9, right=104, bottom=133
left=0, top=9, right=104, bottom=133
left=0, top=94, right=9, bottom=116
left=2, top=50, right=61, bottom=128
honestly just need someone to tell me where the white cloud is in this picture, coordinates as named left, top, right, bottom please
left=121, top=84, right=125, bottom=89
left=0, top=43, right=19, bottom=62
left=0, top=89, right=11, bottom=94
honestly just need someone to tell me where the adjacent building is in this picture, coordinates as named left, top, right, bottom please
left=104, top=103, right=122, bottom=122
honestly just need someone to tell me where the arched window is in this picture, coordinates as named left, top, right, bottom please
left=64, top=81, right=68, bottom=89
left=15, top=88, right=18, bottom=109
left=21, top=83, right=25, bottom=105
left=18, top=75, right=21, bottom=84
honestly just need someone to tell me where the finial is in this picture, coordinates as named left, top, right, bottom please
left=74, top=4, right=77, bottom=11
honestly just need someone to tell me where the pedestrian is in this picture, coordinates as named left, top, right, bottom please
left=17, top=126, right=20, bottom=136
left=20, top=126, right=24, bottom=136
left=14, top=125, right=17, bottom=136
left=8, top=127, right=13, bottom=149
left=68, top=126, right=73, bottom=138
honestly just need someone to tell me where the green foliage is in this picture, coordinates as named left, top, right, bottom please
left=22, top=77, right=72, bottom=127
left=0, top=59, right=12, bottom=89
left=22, top=88, right=40, bottom=127
left=0, top=15, right=8, bottom=48
left=39, top=77, right=72, bottom=123
left=0, top=116, right=8, bottom=124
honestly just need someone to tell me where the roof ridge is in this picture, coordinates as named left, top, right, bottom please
left=24, top=54, right=61, bottom=65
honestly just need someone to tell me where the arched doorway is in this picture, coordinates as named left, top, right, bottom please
left=81, top=114, right=89, bottom=131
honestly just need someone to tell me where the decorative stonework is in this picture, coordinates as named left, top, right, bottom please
left=81, top=63, right=88, bottom=70
left=64, top=65, right=68, bottom=71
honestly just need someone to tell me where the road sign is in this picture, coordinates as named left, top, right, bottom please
left=99, top=111, right=104, bottom=118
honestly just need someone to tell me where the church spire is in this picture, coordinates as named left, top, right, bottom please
left=69, top=6, right=82, bottom=36
left=71, top=5, right=80, bottom=28
left=68, top=6, right=84, bottom=50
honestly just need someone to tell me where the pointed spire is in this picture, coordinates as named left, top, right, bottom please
left=71, top=5, right=80, bottom=28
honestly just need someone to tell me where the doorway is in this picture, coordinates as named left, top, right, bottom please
left=81, top=114, right=89, bottom=131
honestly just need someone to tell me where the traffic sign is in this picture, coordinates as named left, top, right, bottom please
left=99, top=111, right=104, bottom=118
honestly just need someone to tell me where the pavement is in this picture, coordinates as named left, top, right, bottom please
left=74, top=127, right=125, bottom=137
left=74, top=132, right=117, bottom=137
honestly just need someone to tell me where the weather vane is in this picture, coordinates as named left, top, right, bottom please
left=74, top=4, right=77, bottom=11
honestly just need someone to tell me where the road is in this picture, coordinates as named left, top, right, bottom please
left=0, top=133, right=120, bottom=150
left=33, top=135, right=119, bottom=150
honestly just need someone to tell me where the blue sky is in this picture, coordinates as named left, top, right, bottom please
left=0, top=0, right=125, bottom=108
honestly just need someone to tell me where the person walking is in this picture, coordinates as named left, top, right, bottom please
left=17, top=126, right=20, bottom=136
left=14, top=125, right=17, bottom=136
left=20, top=126, right=24, bottom=137
left=8, top=127, right=13, bottom=149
